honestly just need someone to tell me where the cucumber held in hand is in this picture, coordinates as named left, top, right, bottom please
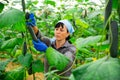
left=27, top=26, right=38, bottom=42
left=25, top=12, right=38, bottom=42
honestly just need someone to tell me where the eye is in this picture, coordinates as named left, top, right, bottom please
left=60, top=29, right=64, bottom=32
left=55, top=28, right=58, bottom=31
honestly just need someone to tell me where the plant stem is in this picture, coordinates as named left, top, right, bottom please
left=33, top=73, right=36, bottom=80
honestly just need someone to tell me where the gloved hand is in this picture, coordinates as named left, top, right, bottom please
left=32, top=39, right=48, bottom=52
left=26, top=13, right=36, bottom=27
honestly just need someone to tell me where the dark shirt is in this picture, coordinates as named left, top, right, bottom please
left=36, top=30, right=76, bottom=79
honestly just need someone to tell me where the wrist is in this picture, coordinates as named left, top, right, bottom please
left=32, top=26, right=39, bottom=34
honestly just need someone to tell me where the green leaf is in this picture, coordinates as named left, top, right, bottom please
left=44, top=0, right=56, bottom=7
left=112, top=0, right=118, bottom=9
left=75, top=35, right=103, bottom=49
left=69, top=74, right=76, bottom=80
left=79, top=48, right=93, bottom=54
left=75, top=19, right=89, bottom=28
left=72, top=57, right=120, bottom=80
left=118, top=0, right=120, bottom=20
left=32, top=1, right=39, bottom=5
left=18, top=53, right=33, bottom=67
left=0, top=59, right=11, bottom=71
left=0, top=38, right=23, bottom=50
left=0, top=2, right=4, bottom=13
left=76, top=0, right=88, bottom=2
left=0, top=8, right=25, bottom=31
left=63, top=14, right=73, bottom=20
left=46, top=47, right=70, bottom=71
left=3, top=67, right=25, bottom=80
left=88, top=10, right=103, bottom=19
left=96, top=40, right=109, bottom=51
left=32, top=60, right=44, bottom=73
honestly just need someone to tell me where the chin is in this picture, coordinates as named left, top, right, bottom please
left=56, top=38, right=62, bottom=41
left=56, top=39, right=61, bottom=41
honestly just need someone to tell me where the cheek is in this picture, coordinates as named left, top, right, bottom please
left=54, top=30, right=57, bottom=36
left=65, top=33, right=69, bottom=38
left=60, top=33, right=69, bottom=39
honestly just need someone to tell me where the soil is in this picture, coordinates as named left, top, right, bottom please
left=0, top=58, right=45, bottom=80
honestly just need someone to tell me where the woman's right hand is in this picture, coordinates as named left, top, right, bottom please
left=32, top=39, right=48, bottom=52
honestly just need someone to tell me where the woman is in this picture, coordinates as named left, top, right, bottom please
left=26, top=13, right=76, bottom=80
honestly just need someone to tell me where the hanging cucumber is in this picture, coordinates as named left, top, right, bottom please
left=21, top=0, right=34, bottom=76
left=105, top=0, right=112, bottom=25
left=28, top=63, right=33, bottom=75
left=105, top=0, right=112, bottom=40
left=25, top=12, right=38, bottom=42
left=110, top=21, right=118, bottom=58
left=22, top=41, right=27, bottom=56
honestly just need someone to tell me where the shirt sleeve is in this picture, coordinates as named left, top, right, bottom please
left=64, top=51, right=75, bottom=62
left=36, top=30, right=51, bottom=46
left=60, top=46, right=76, bottom=76
left=64, top=46, right=76, bottom=62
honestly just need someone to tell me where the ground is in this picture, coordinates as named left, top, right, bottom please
left=0, top=58, right=44, bottom=80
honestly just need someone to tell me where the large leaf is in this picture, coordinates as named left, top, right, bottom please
left=96, top=40, right=109, bottom=51
left=44, top=0, right=56, bottom=7
left=71, top=57, right=120, bottom=80
left=46, top=47, right=70, bottom=71
left=3, top=67, right=25, bottom=80
left=75, top=19, right=89, bottom=28
left=0, top=59, right=11, bottom=72
left=0, top=8, right=25, bottom=31
left=32, top=60, right=44, bottom=73
left=0, top=2, right=4, bottom=13
left=75, top=35, right=103, bottom=49
left=18, top=53, right=33, bottom=68
left=0, top=38, right=23, bottom=50
left=112, top=0, right=118, bottom=9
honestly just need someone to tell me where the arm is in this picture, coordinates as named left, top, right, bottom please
left=26, top=13, right=51, bottom=46
left=64, top=46, right=76, bottom=62
left=32, top=26, right=51, bottom=47
left=59, top=46, right=76, bottom=76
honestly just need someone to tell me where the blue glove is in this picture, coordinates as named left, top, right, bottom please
left=26, top=13, right=36, bottom=27
left=32, top=39, right=48, bottom=52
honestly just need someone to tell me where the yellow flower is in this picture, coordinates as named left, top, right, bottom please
left=92, top=57, right=97, bottom=61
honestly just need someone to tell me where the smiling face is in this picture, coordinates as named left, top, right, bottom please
left=54, top=22, right=70, bottom=41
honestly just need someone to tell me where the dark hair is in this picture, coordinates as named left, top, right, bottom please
left=55, top=22, right=64, bottom=28
left=55, top=22, right=71, bottom=43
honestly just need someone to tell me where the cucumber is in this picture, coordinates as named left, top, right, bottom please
left=27, top=26, right=38, bottom=42
left=105, top=0, right=112, bottom=40
left=28, top=63, right=33, bottom=75
left=25, top=12, right=29, bottom=20
left=22, top=0, right=25, bottom=12
left=22, top=41, right=27, bottom=56
left=110, top=21, right=118, bottom=58
left=105, top=0, right=112, bottom=25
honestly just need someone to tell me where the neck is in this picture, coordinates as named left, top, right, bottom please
left=55, top=39, right=66, bottom=49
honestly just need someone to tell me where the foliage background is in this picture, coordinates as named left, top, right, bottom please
left=0, top=0, right=120, bottom=80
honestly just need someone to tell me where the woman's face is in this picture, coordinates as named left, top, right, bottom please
left=54, top=25, right=70, bottom=41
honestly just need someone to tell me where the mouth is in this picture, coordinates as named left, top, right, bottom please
left=55, top=35, right=60, bottom=38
